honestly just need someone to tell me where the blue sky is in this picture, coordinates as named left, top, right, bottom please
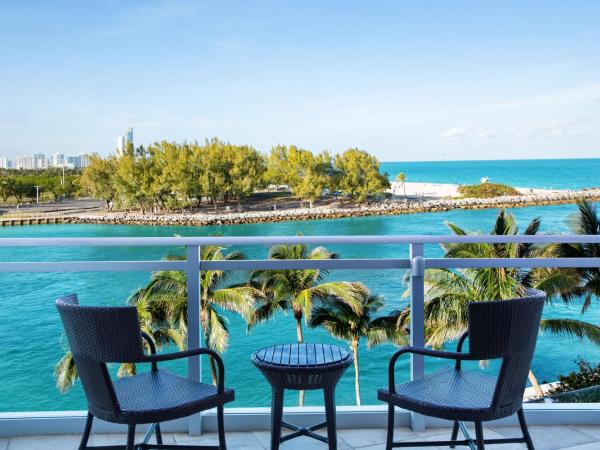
left=1, top=0, right=599, bottom=161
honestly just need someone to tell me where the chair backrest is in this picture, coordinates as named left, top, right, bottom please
left=55, top=294, right=145, bottom=416
left=467, top=289, right=546, bottom=410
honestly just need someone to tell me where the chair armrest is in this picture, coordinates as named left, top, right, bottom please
left=455, top=331, right=469, bottom=370
left=142, top=348, right=225, bottom=393
left=388, top=346, right=476, bottom=393
left=141, top=332, right=157, bottom=355
left=141, top=332, right=158, bottom=372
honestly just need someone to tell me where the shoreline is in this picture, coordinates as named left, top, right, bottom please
left=60, top=187, right=600, bottom=227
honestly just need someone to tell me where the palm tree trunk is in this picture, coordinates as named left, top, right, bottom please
left=352, top=336, right=361, bottom=406
left=295, top=316, right=304, bottom=344
left=294, top=313, right=305, bottom=406
left=528, top=370, right=544, bottom=398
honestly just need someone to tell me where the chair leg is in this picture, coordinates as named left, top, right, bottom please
left=271, top=387, right=284, bottom=450
left=474, top=421, right=485, bottom=450
left=324, top=386, right=338, bottom=450
left=518, top=408, right=535, bottom=450
left=155, top=422, right=163, bottom=445
left=126, top=424, right=136, bottom=450
left=450, top=420, right=459, bottom=448
left=386, top=403, right=394, bottom=450
left=217, top=404, right=227, bottom=450
left=79, top=412, right=94, bottom=450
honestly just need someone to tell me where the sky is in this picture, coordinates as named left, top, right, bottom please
left=1, top=0, right=599, bottom=162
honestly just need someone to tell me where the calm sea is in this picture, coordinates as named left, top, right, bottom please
left=381, top=158, right=600, bottom=189
left=0, top=159, right=599, bottom=412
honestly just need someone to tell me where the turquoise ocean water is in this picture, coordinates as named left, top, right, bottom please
left=0, top=159, right=599, bottom=412
left=380, top=158, right=600, bottom=190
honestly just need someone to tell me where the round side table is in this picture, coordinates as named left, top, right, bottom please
left=251, top=343, right=352, bottom=450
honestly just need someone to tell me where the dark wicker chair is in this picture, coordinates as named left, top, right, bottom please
left=56, top=294, right=235, bottom=450
left=378, top=289, right=546, bottom=450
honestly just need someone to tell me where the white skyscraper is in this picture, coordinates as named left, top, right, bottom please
left=0, top=156, right=7, bottom=169
left=78, top=153, right=92, bottom=169
left=33, top=153, right=48, bottom=169
left=117, top=135, right=125, bottom=156
left=51, top=153, right=65, bottom=167
left=15, top=156, right=34, bottom=170
left=116, top=127, right=133, bottom=157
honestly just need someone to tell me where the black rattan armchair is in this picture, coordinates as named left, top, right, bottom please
left=56, top=294, right=234, bottom=450
left=378, top=289, right=546, bottom=450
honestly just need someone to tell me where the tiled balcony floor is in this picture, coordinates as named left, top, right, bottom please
left=3, top=425, right=600, bottom=450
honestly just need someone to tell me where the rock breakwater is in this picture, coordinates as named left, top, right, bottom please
left=63, top=189, right=600, bottom=227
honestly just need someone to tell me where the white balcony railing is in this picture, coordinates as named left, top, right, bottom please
left=0, top=234, right=599, bottom=437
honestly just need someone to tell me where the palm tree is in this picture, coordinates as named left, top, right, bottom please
left=129, top=245, right=261, bottom=383
left=309, top=293, right=407, bottom=405
left=395, top=172, right=407, bottom=197
left=55, top=244, right=260, bottom=391
left=540, top=199, right=600, bottom=310
left=250, top=242, right=367, bottom=405
left=401, top=209, right=600, bottom=397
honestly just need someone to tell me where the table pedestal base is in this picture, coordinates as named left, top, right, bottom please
left=280, top=420, right=328, bottom=443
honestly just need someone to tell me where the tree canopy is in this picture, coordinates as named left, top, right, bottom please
left=78, top=139, right=389, bottom=212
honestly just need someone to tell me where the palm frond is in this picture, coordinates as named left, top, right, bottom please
left=540, top=319, right=600, bottom=345
left=54, top=351, right=78, bottom=393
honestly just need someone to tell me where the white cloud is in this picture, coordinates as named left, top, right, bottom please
left=440, top=126, right=496, bottom=141
left=523, top=118, right=585, bottom=140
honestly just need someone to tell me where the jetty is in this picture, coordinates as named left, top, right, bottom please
left=0, top=216, right=66, bottom=226
left=59, top=187, right=600, bottom=227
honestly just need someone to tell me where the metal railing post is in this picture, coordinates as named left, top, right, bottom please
left=186, top=245, right=202, bottom=435
left=409, top=243, right=426, bottom=431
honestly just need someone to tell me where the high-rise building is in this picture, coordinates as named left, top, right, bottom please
left=51, top=153, right=65, bottom=167
left=78, top=153, right=92, bottom=169
left=15, top=156, right=34, bottom=170
left=66, top=155, right=79, bottom=169
left=33, top=153, right=48, bottom=169
left=126, top=127, right=133, bottom=145
left=0, top=156, right=7, bottom=169
left=116, top=135, right=125, bottom=156
left=116, top=127, right=133, bottom=157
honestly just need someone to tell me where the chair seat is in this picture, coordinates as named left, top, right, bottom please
left=378, top=367, right=503, bottom=421
left=113, top=368, right=234, bottom=424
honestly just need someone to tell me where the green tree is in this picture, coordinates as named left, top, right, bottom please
left=266, top=146, right=330, bottom=208
left=250, top=242, right=367, bottom=405
left=113, top=145, right=156, bottom=213
left=400, top=209, right=600, bottom=397
left=309, top=294, right=407, bottom=405
left=152, top=141, right=201, bottom=211
left=0, top=176, right=16, bottom=203
left=333, top=148, right=389, bottom=202
left=227, top=145, right=266, bottom=208
left=198, top=138, right=232, bottom=212
left=80, top=154, right=118, bottom=207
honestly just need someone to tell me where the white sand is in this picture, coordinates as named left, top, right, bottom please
left=388, top=182, right=568, bottom=199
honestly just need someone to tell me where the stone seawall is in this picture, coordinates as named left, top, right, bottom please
left=63, top=189, right=600, bottom=227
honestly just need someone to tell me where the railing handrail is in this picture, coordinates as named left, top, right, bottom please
left=1, top=234, right=600, bottom=247
left=1, top=234, right=599, bottom=435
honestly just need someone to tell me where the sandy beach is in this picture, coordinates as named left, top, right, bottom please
left=388, top=181, right=569, bottom=199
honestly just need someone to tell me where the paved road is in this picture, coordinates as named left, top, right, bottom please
left=0, top=199, right=103, bottom=215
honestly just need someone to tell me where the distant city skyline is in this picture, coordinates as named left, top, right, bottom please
left=1, top=1, right=599, bottom=161
left=0, top=152, right=92, bottom=170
